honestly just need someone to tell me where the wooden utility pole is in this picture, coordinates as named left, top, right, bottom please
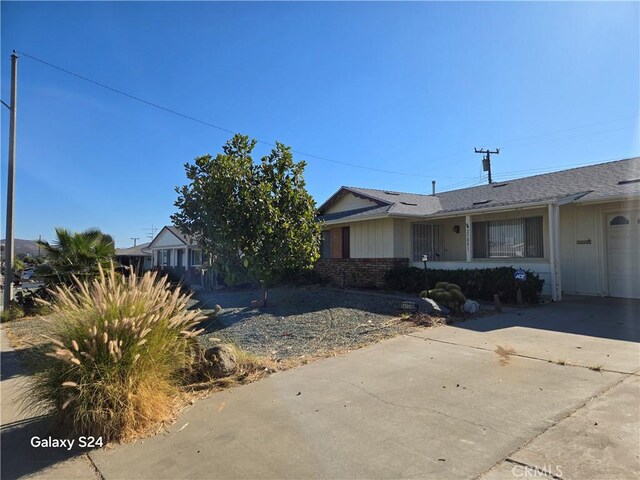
left=131, top=237, right=140, bottom=246
left=474, top=147, right=499, bottom=184
left=3, top=51, right=18, bottom=311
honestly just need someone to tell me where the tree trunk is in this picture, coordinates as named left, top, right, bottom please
left=261, top=283, right=268, bottom=308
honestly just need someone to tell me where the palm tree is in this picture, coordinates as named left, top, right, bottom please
left=37, top=228, right=115, bottom=285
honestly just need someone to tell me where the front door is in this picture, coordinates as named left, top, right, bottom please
left=606, top=212, right=640, bottom=299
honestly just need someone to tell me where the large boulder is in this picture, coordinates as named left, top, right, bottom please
left=202, top=344, right=238, bottom=378
left=417, top=297, right=450, bottom=315
left=463, top=299, right=480, bottom=314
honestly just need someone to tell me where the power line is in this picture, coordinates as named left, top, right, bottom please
left=17, top=51, right=456, bottom=180
left=19, top=51, right=639, bottom=183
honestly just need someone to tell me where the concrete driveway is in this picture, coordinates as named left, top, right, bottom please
left=2, top=296, right=639, bottom=479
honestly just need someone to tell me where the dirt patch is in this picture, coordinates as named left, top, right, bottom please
left=495, top=345, right=517, bottom=366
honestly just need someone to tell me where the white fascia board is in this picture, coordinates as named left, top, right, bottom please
left=421, top=200, right=552, bottom=220
left=573, top=193, right=640, bottom=206
left=319, top=213, right=390, bottom=226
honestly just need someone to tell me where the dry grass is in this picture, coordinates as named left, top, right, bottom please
left=23, top=264, right=204, bottom=443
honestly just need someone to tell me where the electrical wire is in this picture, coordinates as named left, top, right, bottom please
left=17, top=51, right=639, bottom=184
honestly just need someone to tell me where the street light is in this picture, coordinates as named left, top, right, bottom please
left=421, top=254, right=429, bottom=290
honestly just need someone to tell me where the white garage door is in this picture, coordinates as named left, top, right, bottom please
left=606, top=212, right=640, bottom=299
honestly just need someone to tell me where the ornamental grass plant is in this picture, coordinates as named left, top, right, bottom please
left=25, top=264, right=204, bottom=442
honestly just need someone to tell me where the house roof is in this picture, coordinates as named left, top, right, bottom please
left=148, top=226, right=198, bottom=248
left=115, top=242, right=151, bottom=257
left=318, top=157, right=640, bottom=222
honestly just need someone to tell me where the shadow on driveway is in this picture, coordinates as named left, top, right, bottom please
left=0, top=415, right=92, bottom=479
left=457, top=295, right=640, bottom=343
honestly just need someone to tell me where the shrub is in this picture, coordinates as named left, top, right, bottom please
left=0, top=303, right=25, bottom=323
left=14, top=288, right=52, bottom=316
left=425, top=282, right=466, bottom=312
left=385, top=266, right=543, bottom=304
left=25, top=264, right=204, bottom=442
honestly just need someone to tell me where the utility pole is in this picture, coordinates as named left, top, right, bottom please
left=474, top=147, right=499, bottom=184
left=2, top=51, right=18, bottom=312
left=131, top=237, right=140, bottom=246
left=144, top=225, right=158, bottom=240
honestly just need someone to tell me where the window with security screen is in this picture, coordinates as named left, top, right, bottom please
left=411, top=224, right=443, bottom=261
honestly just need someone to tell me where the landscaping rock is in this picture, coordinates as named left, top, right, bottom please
left=203, top=344, right=238, bottom=378
left=463, top=299, right=480, bottom=314
left=418, top=297, right=450, bottom=315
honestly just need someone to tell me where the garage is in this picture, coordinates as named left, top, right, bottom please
left=606, top=212, right=640, bottom=299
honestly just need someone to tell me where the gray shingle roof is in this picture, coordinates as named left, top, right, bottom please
left=115, top=242, right=151, bottom=257
left=320, top=157, right=640, bottom=221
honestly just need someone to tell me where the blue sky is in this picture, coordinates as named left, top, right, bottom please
left=1, top=1, right=639, bottom=247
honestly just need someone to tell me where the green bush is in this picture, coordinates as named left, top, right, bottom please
left=0, top=304, right=25, bottom=323
left=25, top=264, right=204, bottom=442
left=385, top=266, right=543, bottom=304
left=14, top=288, right=52, bottom=316
left=423, top=282, right=466, bottom=312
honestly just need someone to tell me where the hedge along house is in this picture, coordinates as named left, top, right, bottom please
left=147, top=226, right=204, bottom=284
left=316, top=157, right=640, bottom=300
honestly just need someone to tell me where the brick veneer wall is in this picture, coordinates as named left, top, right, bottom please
left=314, top=258, right=409, bottom=289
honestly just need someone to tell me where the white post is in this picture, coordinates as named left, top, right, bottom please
left=465, top=215, right=472, bottom=262
left=547, top=203, right=561, bottom=301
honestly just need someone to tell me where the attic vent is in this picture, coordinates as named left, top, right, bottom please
left=384, top=191, right=400, bottom=195
left=492, top=183, right=508, bottom=188
left=617, top=179, right=640, bottom=185
left=400, top=201, right=417, bottom=206
left=472, top=200, right=492, bottom=206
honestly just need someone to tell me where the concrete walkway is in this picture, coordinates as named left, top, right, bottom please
left=2, top=296, right=639, bottom=479
left=0, top=328, right=99, bottom=480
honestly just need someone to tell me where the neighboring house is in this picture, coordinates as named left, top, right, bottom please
left=316, top=157, right=640, bottom=300
left=147, top=226, right=204, bottom=284
left=115, top=242, right=152, bottom=272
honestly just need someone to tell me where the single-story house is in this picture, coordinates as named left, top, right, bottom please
left=148, top=226, right=204, bottom=283
left=115, top=242, right=152, bottom=272
left=316, top=157, right=640, bottom=300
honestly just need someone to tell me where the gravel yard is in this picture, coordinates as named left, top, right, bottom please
left=192, top=286, right=422, bottom=359
left=2, top=286, right=434, bottom=362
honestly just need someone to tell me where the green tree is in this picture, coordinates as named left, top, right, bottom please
left=36, top=228, right=116, bottom=285
left=173, top=134, right=321, bottom=306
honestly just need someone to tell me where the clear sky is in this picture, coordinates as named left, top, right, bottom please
left=1, top=1, right=639, bottom=247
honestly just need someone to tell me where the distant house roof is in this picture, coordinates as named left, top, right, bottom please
left=115, top=242, right=151, bottom=257
left=148, top=226, right=198, bottom=249
left=318, top=157, right=640, bottom=223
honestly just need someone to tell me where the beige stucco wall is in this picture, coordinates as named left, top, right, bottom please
left=324, top=193, right=379, bottom=214
left=560, top=199, right=639, bottom=296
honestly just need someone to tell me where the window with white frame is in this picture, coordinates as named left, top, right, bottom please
left=412, top=224, right=443, bottom=261
left=190, top=249, right=203, bottom=266
left=473, top=216, right=543, bottom=258
left=162, top=249, right=171, bottom=266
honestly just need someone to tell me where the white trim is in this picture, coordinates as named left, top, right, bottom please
left=575, top=194, right=640, bottom=206
left=548, top=203, right=561, bottom=301
left=465, top=214, right=472, bottom=262
left=321, top=214, right=390, bottom=226
left=148, top=226, right=188, bottom=249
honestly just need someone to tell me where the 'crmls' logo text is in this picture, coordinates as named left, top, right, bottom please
left=511, top=464, right=563, bottom=478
